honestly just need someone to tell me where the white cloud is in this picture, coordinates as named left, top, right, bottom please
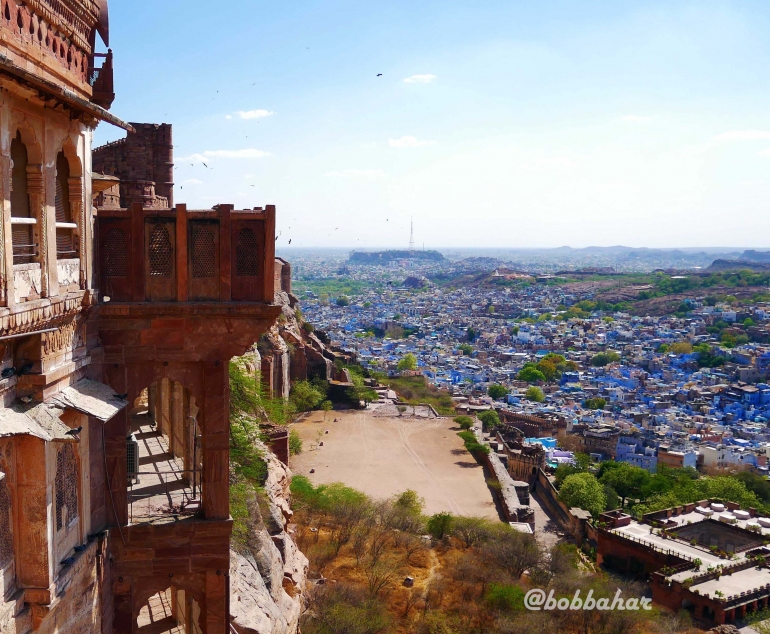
left=235, top=109, right=274, bottom=119
left=183, top=179, right=203, bottom=185
left=621, top=115, right=651, bottom=123
left=225, top=115, right=232, bottom=120
left=388, top=136, right=436, bottom=148
left=180, top=149, right=270, bottom=162
left=325, top=169, right=386, bottom=179
left=404, top=74, right=436, bottom=84
left=712, top=129, right=770, bottom=142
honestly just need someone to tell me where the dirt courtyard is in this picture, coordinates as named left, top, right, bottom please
left=289, top=408, right=499, bottom=519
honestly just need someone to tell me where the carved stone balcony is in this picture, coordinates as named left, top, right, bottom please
left=96, top=203, right=276, bottom=304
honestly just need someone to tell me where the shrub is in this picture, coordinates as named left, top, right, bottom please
left=454, top=415, right=473, bottom=430
left=427, top=512, right=454, bottom=539
left=485, top=583, right=525, bottom=612
left=289, top=429, right=303, bottom=455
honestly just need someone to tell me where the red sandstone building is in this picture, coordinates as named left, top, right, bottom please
left=0, top=2, right=282, bottom=632
left=599, top=503, right=770, bottom=626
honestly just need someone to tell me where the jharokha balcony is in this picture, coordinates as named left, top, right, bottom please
left=97, top=203, right=276, bottom=305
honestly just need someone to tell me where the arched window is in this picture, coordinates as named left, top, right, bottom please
left=235, top=227, right=259, bottom=276
left=10, top=132, right=35, bottom=265
left=55, top=444, right=78, bottom=531
left=55, top=151, right=76, bottom=259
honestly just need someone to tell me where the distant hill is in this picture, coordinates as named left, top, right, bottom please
left=349, top=250, right=445, bottom=264
left=740, top=250, right=770, bottom=263
left=708, top=259, right=770, bottom=272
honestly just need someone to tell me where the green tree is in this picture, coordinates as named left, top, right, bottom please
left=525, top=386, right=545, bottom=403
left=466, top=327, right=478, bottom=342
left=336, top=295, right=350, bottom=307
left=559, top=472, right=606, bottom=518
left=397, top=353, right=417, bottom=372
left=458, top=343, right=473, bottom=356
left=479, top=409, right=501, bottom=431
left=591, top=351, right=621, bottom=367
left=290, top=380, right=325, bottom=412
left=426, top=512, right=454, bottom=539
left=517, top=364, right=546, bottom=383
left=488, top=384, right=509, bottom=400
left=321, top=400, right=333, bottom=420
left=599, top=462, right=651, bottom=508
left=583, top=397, right=606, bottom=410
left=670, top=341, right=693, bottom=355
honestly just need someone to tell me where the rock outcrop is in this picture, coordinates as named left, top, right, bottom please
left=230, top=443, right=308, bottom=634
left=260, top=261, right=355, bottom=400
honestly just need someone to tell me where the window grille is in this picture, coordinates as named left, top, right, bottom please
left=0, top=479, right=12, bottom=568
left=104, top=227, right=128, bottom=277
left=55, top=444, right=78, bottom=531
left=235, top=227, right=259, bottom=277
left=148, top=224, right=173, bottom=277
left=191, top=224, right=215, bottom=278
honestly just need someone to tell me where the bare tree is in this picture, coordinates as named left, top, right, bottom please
left=351, top=525, right=371, bottom=564
left=403, top=534, right=425, bottom=564
left=401, top=587, right=422, bottom=619
left=368, top=527, right=391, bottom=566
left=363, top=555, right=402, bottom=599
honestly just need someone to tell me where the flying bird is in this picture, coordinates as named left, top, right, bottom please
left=202, top=162, right=208, bottom=168
left=289, top=239, right=292, bottom=244
left=65, top=427, right=82, bottom=436
left=377, top=73, right=382, bottom=77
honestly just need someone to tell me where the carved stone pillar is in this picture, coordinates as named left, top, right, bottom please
left=68, top=176, right=85, bottom=288
left=26, top=166, right=46, bottom=298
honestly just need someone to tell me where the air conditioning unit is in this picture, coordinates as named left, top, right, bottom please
left=127, top=434, right=139, bottom=484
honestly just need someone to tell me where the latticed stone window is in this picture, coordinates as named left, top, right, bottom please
left=0, top=478, right=12, bottom=568
left=148, top=224, right=173, bottom=277
left=55, top=444, right=78, bottom=531
left=191, top=224, right=216, bottom=278
left=235, top=227, right=259, bottom=277
left=104, top=227, right=128, bottom=277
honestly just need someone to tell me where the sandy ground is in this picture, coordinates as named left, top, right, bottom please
left=290, top=408, right=499, bottom=519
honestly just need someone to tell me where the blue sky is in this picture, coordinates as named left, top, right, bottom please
left=96, top=1, right=770, bottom=249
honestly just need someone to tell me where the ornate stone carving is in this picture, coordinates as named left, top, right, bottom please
left=42, top=317, right=83, bottom=355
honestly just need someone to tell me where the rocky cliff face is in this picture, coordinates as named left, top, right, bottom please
left=230, top=443, right=308, bottom=634
left=258, top=289, right=353, bottom=399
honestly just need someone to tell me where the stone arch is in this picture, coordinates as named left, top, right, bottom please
left=13, top=122, right=42, bottom=165
left=132, top=574, right=206, bottom=632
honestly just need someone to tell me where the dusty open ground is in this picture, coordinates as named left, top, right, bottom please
left=290, top=408, right=500, bottom=519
